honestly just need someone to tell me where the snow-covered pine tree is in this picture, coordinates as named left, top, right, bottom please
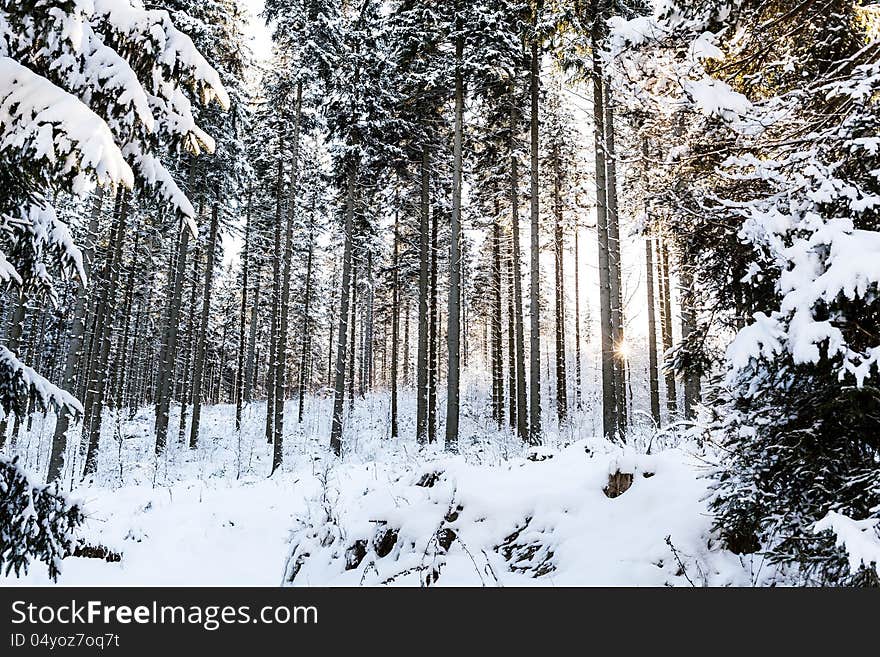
left=1, top=0, right=226, bottom=570
left=610, top=0, right=880, bottom=584
left=0, top=456, right=84, bottom=582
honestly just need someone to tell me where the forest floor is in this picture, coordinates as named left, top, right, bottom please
left=1, top=392, right=762, bottom=586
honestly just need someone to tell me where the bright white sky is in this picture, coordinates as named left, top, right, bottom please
left=243, top=0, right=272, bottom=63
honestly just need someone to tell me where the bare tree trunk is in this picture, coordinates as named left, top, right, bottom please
left=658, top=234, right=677, bottom=415
left=272, top=82, right=303, bottom=473
left=646, top=235, right=661, bottom=426
left=362, top=249, right=373, bottom=397
left=348, top=261, right=357, bottom=409
left=47, top=187, right=103, bottom=482
left=155, top=162, right=195, bottom=455
left=330, top=161, right=358, bottom=456
left=83, top=191, right=129, bottom=476
left=110, top=220, right=141, bottom=413
left=604, top=83, right=626, bottom=438
left=428, top=199, right=439, bottom=445
left=528, top=11, right=542, bottom=446
left=403, top=299, right=410, bottom=388
left=79, top=190, right=122, bottom=459
left=445, top=18, right=464, bottom=452
left=217, top=315, right=229, bottom=403
left=510, top=85, right=528, bottom=443
left=507, top=232, right=517, bottom=431
left=266, top=126, right=287, bottom=445
left=461, top=239, right=468, bottom=371
left=491, top=204, right=503, bottom=429
left=327, top=272, right=336, bottom=387
left=390, top=206, right=400, bottom=440
left=235, top=183, right=253, bottom=430
left=188, top=194, right=221, bottom=450
left=552, top=143, right=568, bottom=426
left=297, top=199, right=315, bottom=425
left=573, top=220, right=583, bottom=411
left=176, top=242, right=201, bottom=445
left=244, top=262, right=261, bottom=405
left=591, top=25, right=618, bottom=442
left=125, top=297, right=144, bottom=411
left=416, top=149, right=430, bottom=444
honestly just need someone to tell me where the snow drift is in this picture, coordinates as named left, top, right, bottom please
left=284, top=441, right=743, bottom=587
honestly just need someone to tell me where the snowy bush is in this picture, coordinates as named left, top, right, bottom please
left=283, top=443, right=727, bottom=586
left=0, top=456, right=84, bottom=582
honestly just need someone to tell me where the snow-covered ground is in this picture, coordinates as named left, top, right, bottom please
left=1, top=392, right=759, bottom=586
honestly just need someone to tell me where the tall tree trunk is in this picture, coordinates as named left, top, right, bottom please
left=491, top=204, right=504, bottom=429
left=244, top=262, right=261, bottom=405
left=510, top=86, right=529, bottom=443
left=461, top=239, right=468, bottom=370
left=83, top=190, right=129, bottom=476
left=591, top=25, right=618, bottom=441
left=327, top=275, right=336, bottom=386
left=110, top=221, right=140, bottom=411
left=155, top=163, right=195, bottom=455
left=445, top=17, right=464, bottom=452
left=528, top=8, right=542, bottom=446
left=552, top=144, right=568, bottom=426
left=403, top=299, right=410, bottom=387
left=390, top=206, right=400, bottom=440
left=507, top=232, right=517, bottom=431
left=80, top=189, right=123, bottom=460
left=125, top=297, right=144, bottom=411
left=47, top=187, right=103, bottom=482
left=217, top=315, right=229, bottom=403
left=329, top=161, right=358, bottom=456
left=362, top=249, right=373, bottom=397
left=428, top=199, right=439, bottom=445
left=235, top=183, right=253, bottom=430
left=573, top=219, right=583, bottom=411
left=297, top=199, right=315, bottom=425
left=348, top=260, right=357, bottom=408
left=176, top=241, right=201, bottom=445
left=188, top=194, right=221, bottom=450
left=266, top=126, right=287, bottom=445
left=416, top=149, right=430, bottom=444
left=659, top=234, right=677, bottom=415
left=604, top=83, right=626, bottom=438
left=645, top=235, right=661, bottom=426
left=272, top=82, right=303, bottom=474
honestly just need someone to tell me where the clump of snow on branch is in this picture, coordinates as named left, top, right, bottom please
left=0, top=57, right=133, bottom=188
left=814, top=512, right=880, bottom=578
left=0, top=346, right=83, bottom=421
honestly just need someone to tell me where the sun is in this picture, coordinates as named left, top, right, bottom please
left=614, top=338, right=632, bottom=362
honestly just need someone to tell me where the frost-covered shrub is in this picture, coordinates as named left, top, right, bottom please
left=282, top=446, right=713, bottom=586
left=0, top=456, right=84, bottom=582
